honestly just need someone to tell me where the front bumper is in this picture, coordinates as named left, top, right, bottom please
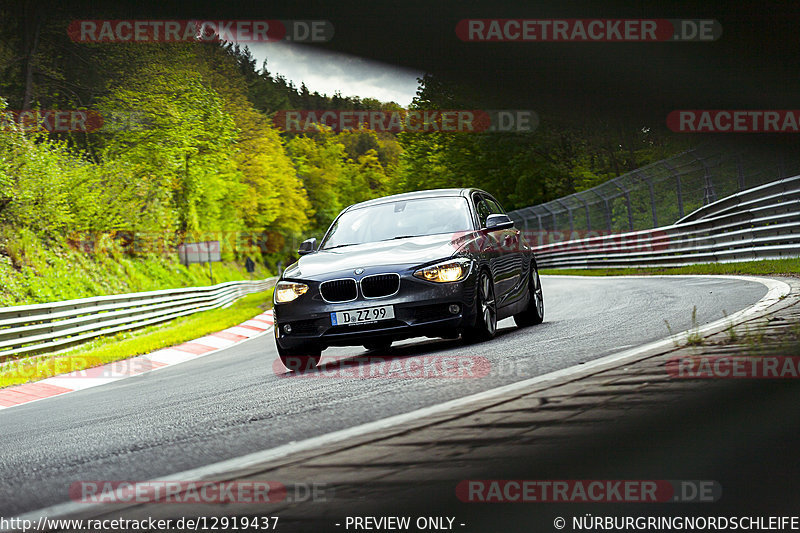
left=274, top=271, right=478, bottom=350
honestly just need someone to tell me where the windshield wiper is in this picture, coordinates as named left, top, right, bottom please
left=323, top=243, right=358, bottom=250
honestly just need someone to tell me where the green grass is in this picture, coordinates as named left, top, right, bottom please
left=685, top=305, right=704, bottom=346
left=541, top=258, right=800, bottom=277
left=0, top=289, right=273, bottom=389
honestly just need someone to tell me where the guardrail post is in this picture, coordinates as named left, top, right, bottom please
left=590, top=190, right=612, bottom=232
left=736, top=154, right=745, bottom=191
left=541, top=204, right=556, bottom=231
left=575, top=193, right=592, bottom=231
left=637, top=171, right=658, bottom=228
left=614, top=184, right=635, bottom=231
left=523, top=207, right=535, bottom=232
left=555, top=198, right=574, bottom=232
left=702, top=159, right=717, bottom=205
left=662, top=162, right=684, bottom=219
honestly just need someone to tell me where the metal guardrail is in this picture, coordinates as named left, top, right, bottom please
left=531, top=175, right=800, bottom=269
left=0, top=278, right=276, bottom=363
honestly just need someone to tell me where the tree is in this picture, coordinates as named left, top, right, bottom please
left=94, top=46, right=239, bottom=235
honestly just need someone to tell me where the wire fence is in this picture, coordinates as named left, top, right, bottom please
left=530, top=174, right=800, bottom=269
left=508, top=144, right=800, bottom=234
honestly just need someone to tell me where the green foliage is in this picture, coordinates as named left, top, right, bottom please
left=0, top=230, right=270, bottom=307
left=95, top=48, right=240, bottom=235
left=284, top=129, right=396, bottom=234
left=686, top=306, right=704, bottom=346
left=394, top=74, right=685, bottom=212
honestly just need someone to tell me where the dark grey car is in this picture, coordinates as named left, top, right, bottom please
left=273, top=188, right=544, bottom=368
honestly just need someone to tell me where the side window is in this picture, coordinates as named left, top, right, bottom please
left=474, top=195, right=492, bottom=228
left=475, top=194, right=505, bottom=228
left=484, top=197, right=505, bottom=216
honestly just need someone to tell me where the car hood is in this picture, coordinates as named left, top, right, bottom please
left=284, top=233, right=475, bottom=279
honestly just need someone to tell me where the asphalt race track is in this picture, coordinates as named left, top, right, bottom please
left=0, top=275, right=768, bottom=518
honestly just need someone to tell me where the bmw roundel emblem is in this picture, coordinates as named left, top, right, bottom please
left=354, top=268, right=365, bottom=275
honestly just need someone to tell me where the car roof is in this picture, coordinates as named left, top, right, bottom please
left=344, top=188, right=487, bottom=211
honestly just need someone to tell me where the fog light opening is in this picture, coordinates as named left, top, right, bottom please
left=283, top=324, right=292, bottom=334
left=448, top=304, right=461, bottom=315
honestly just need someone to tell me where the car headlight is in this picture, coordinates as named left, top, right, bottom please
left=413, top=258, right=472, bottom=283
left=275, top=281, right=309, bottom=303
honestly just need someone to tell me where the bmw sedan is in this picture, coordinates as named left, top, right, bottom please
left=273, top=188, right=544, bottom=368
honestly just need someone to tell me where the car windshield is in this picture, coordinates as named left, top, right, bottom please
left=321, top=196, right=473, bottom=249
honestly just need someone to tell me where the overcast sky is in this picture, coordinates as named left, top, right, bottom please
left=247, top=42, right=422, bottom=107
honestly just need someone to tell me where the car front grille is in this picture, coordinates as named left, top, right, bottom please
left=320, top=279, right=357, bottom=302
left=360, top=274, right=400, bottom=298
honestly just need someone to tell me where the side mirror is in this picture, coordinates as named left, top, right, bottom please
left=298, top=237, right=317, bottom=256
left=485, top=214, right=514, bottom=231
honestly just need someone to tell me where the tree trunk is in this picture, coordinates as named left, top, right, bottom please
left=20, top=3, right=42, bottom=110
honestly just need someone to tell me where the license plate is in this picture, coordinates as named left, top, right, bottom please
left=331, top=305, right=394, bottom=325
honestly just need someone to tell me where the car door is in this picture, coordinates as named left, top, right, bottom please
left=473, top=193, right=524, bottom=307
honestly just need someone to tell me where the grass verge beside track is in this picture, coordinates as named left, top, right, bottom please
left=0, top=289, right=273, bottom=389
left=541, top=258, right=800, bottom=277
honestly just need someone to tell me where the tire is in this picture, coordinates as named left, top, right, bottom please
left=277, top=342, right=321, bottom=372
left=363, top=340, right=392, bottom=352
left=463, top=269, right=497, bottom=342
left=513, top=263, right=544, bottom=327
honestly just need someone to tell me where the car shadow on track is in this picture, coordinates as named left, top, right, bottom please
left=279, top=326, right=521, bottom=377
